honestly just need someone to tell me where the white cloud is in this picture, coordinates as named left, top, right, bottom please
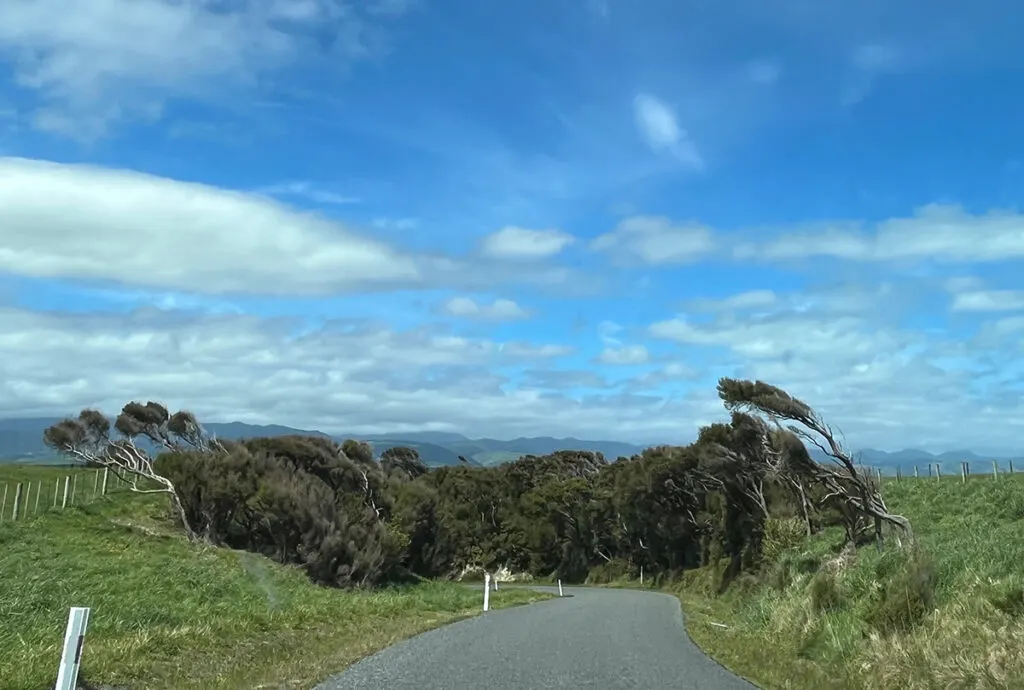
left=441, top=297, right=530, bottom=321
left=646, top=291, right=1024, bottom=453
left=373, top=217, right=420, bottom=231
left=598, top=345, right=650, bottom=365
left=500, top=342, right=575, bottom=359
left=591, top=215, right=715, bottom=264
left=687, top=290, right=778, bottom=312
left=256, top=181, right=360, bottom=205
left=625, top=362, right=698, bottom=391
left=0, top=0, right=410, bottom=138
left=597, top=320, right=624, bottom=347
left=0, top=157, right=589, bottom=297
left=0, top=157, right=420, bottom=295
left=479, top=226, right=576, bottom=260
left=951, top=290, right=1024, bottom=312
left=737, top=204, right=1024, bottom=263
left=649, top=314, right=902, bottom=361
left=0, top=306, right=718, bottom=442
left=632, top=93, right=703, bottom=169
left=842, top=42, right=904, bottom=105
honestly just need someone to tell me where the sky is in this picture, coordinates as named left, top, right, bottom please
left=1, top=0, right=1024, bottom=453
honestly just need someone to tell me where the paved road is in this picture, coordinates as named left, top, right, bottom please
left=314, top=586, right=757, bottom=690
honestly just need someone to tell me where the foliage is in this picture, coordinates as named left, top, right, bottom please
left=25, top=376, right=922, bottom=629
left=672, top=472, right=1024, bottom=690
left=41, top=378, right=904, bottom=593
left=0, top=483, right=547, bottom=690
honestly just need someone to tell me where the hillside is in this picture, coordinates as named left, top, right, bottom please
left=360, top=438, right=475, bottom=467
left=668, top=472, right=1024, bottom=689
left=0, top=464, right=547, bottom=690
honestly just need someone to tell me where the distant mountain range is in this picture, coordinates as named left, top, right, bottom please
left=0, top=418, right=648, bottom=468
left=1, top=417, right=1020, bottom=473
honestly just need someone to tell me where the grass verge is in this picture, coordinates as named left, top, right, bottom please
left=604, top=473, right=1024, bottom=689
left=0, top=465, right=550, bottom=690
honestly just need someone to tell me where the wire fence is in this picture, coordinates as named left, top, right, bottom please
left=870, top=459, right=1019, bottom=483
left=0, top=467, right=135, bottom=524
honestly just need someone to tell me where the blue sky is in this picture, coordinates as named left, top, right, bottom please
left=2, top=0, right=1024, bottom=452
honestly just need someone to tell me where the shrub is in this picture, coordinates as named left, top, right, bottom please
left=155, top=437, right=404, bottom=588
left=865, top=550, right=938, bottom=634
left=987, top=583, right=1024, bottom=617
left=586, top=558, right=632, bottom=584
left=808, top=572, right=843, bottom=612
left=762, top=517, right=808, bottom=565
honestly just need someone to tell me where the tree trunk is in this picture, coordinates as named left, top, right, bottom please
left=168, top=488, right=197, bottom=542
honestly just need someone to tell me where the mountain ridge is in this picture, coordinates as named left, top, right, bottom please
left=0, top=417, right=1020, bottom=471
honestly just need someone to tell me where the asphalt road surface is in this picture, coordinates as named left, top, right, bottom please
left=314, top=586, right=757, bottom=690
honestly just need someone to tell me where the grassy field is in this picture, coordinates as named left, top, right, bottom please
left=0, top=465, right=549, bottom=690
left=657, top=472, right=1024, bottom=689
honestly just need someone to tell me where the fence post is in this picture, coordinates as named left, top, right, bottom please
left=0, top=483, right=6, bottom=523
left=914, top=465, right=919, bottom=478
left=896, top=467, right=902, bottom=482
left=483, top=573, right=491, bottom=612
left=936, top=464, right=942, bottom=480
left=54, top=607, right=91, bottom=690
left=961, top=462, right=968, bottom=483
left=993, top=460, right=999, bottom=480
left=101, top=468, right=109, bottom=496
left=61, top=476, right=70, bottom=509
left=12, top=483, right=23, bottom=520
left=34, top=480, right=42, bottom=515
left=93, top=470, right=100, bottom=497
left=71, top=474, right=78, bottom=505
left=1011, top=460, right=1016, bottom=474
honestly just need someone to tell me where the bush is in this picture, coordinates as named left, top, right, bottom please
left=986, top=583, right=1024, bottom=617
left=808, top=572, right=843, bottom=612
left=865, top=550, right=937, bottom=634
left=586, top=558, right=632, bottom=584
left=762, top=517, right=808, bottom=565
left=155, top=437, right=404, bottom=588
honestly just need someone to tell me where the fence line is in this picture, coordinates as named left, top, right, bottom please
left=879, top=460, right=1021, bottom=484
left=0, top=468, right=130, bottom=524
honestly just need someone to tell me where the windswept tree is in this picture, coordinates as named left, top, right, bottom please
left=716, top=377, right=912, bottom=548
left=381, top=446, right=429, bottom=481
left=42, top=402, right=216, bottom=541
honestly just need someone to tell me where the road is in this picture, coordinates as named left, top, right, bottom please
left=314, top=586, right=757, bottom=690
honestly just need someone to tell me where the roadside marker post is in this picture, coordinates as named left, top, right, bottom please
left=557, top=579, right=563, bottom=597
left=483, top=573, right=491, bottom=612
left=55, top=607, right=90, bottom=690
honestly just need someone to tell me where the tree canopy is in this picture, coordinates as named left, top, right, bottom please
left=43, top=378, right=911, bottom=589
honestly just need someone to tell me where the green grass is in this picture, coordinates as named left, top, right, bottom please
left=665, top=473, right=1024, bottom=689
left=0, top=466, right=550, bottom=690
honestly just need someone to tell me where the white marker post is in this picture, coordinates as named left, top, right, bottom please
left=483, top=573, right=491, bottom=612
left=55, top=607, right=90, bottom=690
left=557, top=579, right=563, bottom=597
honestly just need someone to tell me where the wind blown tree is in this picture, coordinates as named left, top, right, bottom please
left=42, top=402, right=214, bottom=541
left=716, top=377, right=913, bottom=548
left=37, top=377, right=906, bottom=593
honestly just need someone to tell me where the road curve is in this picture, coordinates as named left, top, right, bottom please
left=314, top=586, right=757, bottom=690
